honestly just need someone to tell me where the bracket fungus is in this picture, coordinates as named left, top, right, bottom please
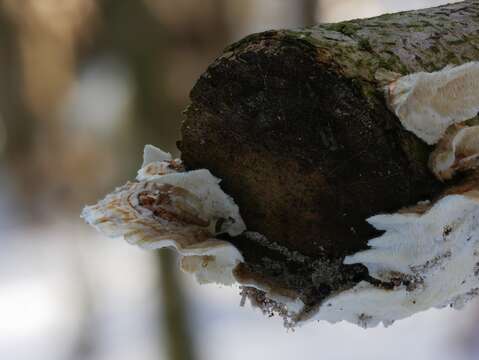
left=386, top=62, right=479, bottom=145
left=430, top=125, right=479, bottom=181
left=82, top=145, right=246, bottom=285
left=313, top=190, right=479, bottom=328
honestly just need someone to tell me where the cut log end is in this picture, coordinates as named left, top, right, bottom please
left=179, top=30, right=445, bottom=307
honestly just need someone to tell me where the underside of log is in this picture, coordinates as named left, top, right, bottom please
left=179, top=1, right=479, bottom=310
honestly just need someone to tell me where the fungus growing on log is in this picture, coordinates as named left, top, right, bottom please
left=386, top=62, right=479, bottom=145
left=82, top=145, right=246, bottom=286
left=330, top=189, right=479, bottom=328
left=430, top=125, right=479, bottom=181
left=84, top=0, right=479, bottom=328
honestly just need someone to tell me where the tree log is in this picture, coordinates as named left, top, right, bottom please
left=179, top=1, right=479, bottom=310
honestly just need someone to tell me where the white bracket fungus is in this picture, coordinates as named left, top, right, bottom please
left=304, top=191, right=479, bottom=328
left=429, top=125, right=479, bottom=181
left=386, top=62, right=479, bottom=144
left=82, top=144, right=246, bottom=285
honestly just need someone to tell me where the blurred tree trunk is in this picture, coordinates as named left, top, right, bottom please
left=0, top=1, right=100, bottom=217
left=0, top=6, right=37, bottom=219
left=158, top=251, right=196, bottom=360
left=301, top=0, right=318, bottom=26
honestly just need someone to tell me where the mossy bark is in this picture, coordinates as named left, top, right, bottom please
left=180, top=1, right=479, bottom=309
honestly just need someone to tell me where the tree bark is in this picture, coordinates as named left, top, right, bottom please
left=179, top=1, right=479, bottom=309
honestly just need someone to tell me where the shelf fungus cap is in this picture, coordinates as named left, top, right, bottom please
left=429, top=125, right=479, bottom=181
left=386, top=62, right=479, bottom=145
left=82, top=145, right=246, bottom=285
left=302, top=190, right=479, bottom=328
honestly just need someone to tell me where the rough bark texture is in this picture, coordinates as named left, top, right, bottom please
left=179, top=1, right=479, bottom=309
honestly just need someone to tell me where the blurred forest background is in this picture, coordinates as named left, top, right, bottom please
left=0, top=1, right=477, bottom=360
